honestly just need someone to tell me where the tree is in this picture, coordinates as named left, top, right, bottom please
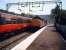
left=21, top=13, right=26, bottom=16
left=51, top=5, right=66, bottom=20
left=51, top=5, right=60, bottom=16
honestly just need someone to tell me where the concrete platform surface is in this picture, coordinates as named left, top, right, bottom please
left=27, top=25, right=66, bottom=50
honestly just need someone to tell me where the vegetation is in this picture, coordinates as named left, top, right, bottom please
left=21, top=13, right=34, bottom=18
left=21, top=13, right=26, bottom=16
left=51, top=5, right=66, bottom=25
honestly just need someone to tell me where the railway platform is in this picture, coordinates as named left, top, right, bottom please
left=11, top=24, right=66, bottom=50
left=27, top=24, right=66, bottom=50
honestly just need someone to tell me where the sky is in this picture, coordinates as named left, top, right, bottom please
left=0, top=0, right=66, bottom=15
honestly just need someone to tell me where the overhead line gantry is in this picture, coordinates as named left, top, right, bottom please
left=6, top=0, right=62, bottom=12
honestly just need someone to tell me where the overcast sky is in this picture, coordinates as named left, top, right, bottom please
left=0, top=0, right=66, bottom=15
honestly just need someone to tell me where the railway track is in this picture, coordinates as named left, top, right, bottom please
left=0, top=32, right=32, bottom=50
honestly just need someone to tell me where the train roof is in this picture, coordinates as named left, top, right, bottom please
left=0, top=9, right=20, bottom=15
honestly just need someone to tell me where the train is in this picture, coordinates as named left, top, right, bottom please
left=0, top=11, right=47, bottom=33
left=0, top=16, right=47, bottom=33
left=0, top=12, right=47, bottom=41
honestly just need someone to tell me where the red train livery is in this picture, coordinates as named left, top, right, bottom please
left=0, top=23, right=31, bottom=33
